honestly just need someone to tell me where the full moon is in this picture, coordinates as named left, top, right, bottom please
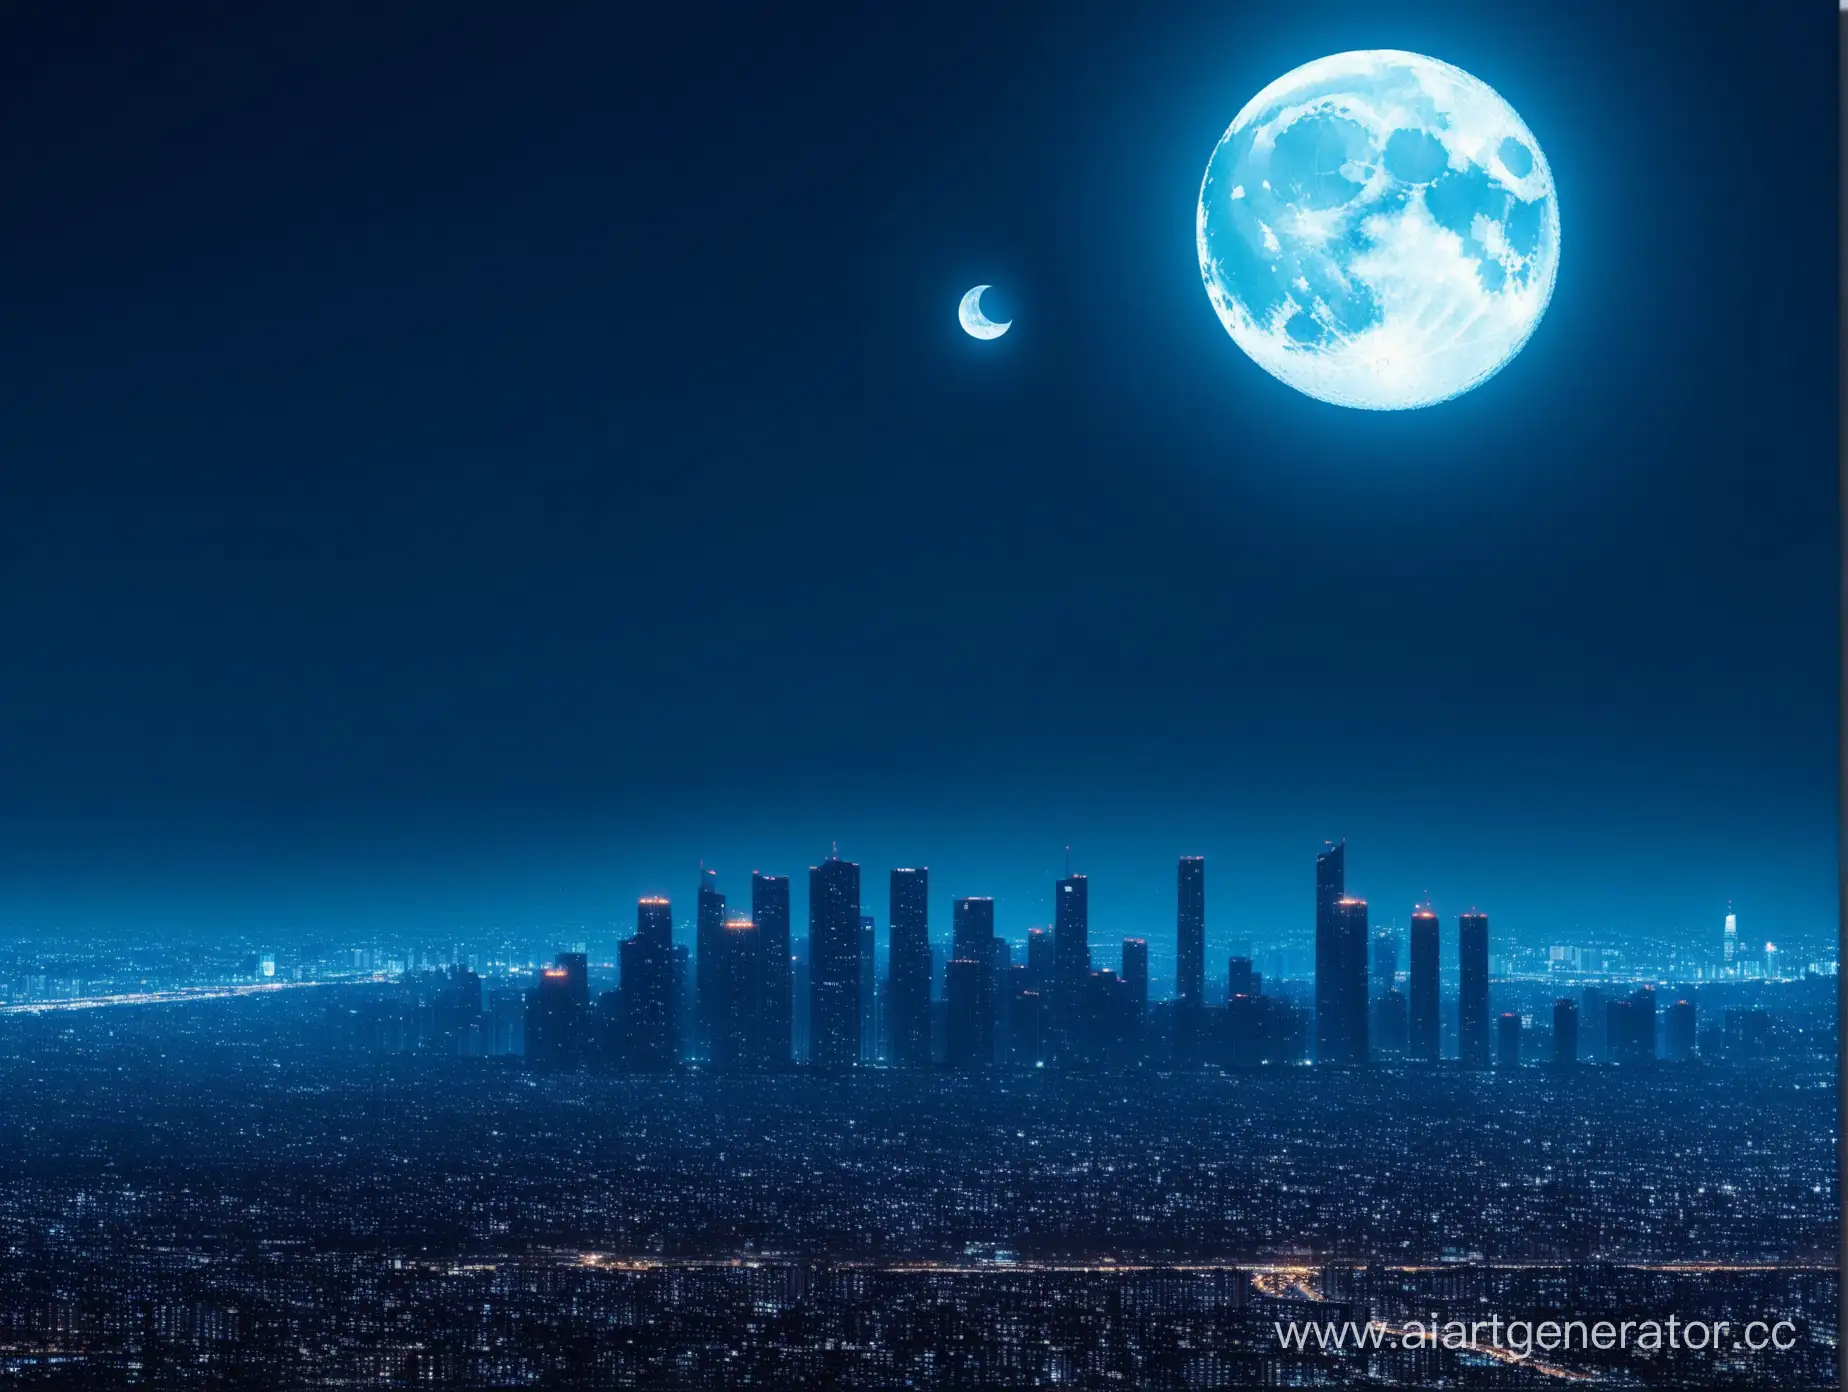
left=958, top=285, right=1011, bottom=340
left=1197, top=50, right=1558, bottom=410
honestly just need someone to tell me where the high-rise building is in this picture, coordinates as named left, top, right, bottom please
left=695, top=871, right=726, bottom=1062
left=1723, top=908, right=1737, bottom=972
left=752, top=873, right=791, bottom=1069
left=713, top=917, right=761, bottom=1071
left=886, top=868, right=932, bottom=1067
left=619, top=897, right=678, bottom=1071
left=525, top=954, right=588, bottom=1069
left=1553, top=997, right=1579, bottom=1067
left=1175, top=857, right=1205, bottom=1063
left=1458, top=911, right=1491, bottom=1069
left=1007, top=968, right=1043, bottom=1068
left=1630, top=985, right=1658, bottom=1063
left=1408, top=908, right=1439, bottom=1061
left=1581, top=985, right=1608, bottom=1062
left=1121, top=938, right=1149, bottom=1016
left=1668, top=998, right=1697, bottom=1062
left=951, top=897, right=997, bottom=1064
left=1121, top=937, right=1149, bottom=1061
left=1227, top=955, right=1256, bottom=1000
left=945, top=958, right=983, bottom=1069
left=1053, top=875, right=1089, bottom=1060
left=1336, top=897, right=1370, bottom=1063
left=859, top=915, right=877, bottom=1063
left=1370, top=925, right=1396, bottom=995
left=1025, top=928, right=1053, bottom=994
left=1313, top=841, right=1345, bottom=1063
left=807, top=855, right=862, bottom=1068
left=1496, top=1011, right=1522, bottom=1069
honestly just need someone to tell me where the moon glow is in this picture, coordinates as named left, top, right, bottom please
left=1197, top=50, right=1559, bottom=410
left=958, top=285, right=1011, bottom=340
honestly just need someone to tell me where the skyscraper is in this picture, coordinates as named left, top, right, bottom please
left=807, top=854, right=862, bottom=1068
left=945, top=958, right=982, bottom=1069
left=1025, top=928, right=1053, bottom=993
left=714, top=917, right=761, bottom=1071
left=886, top=867, right=932, bottom=1067
left=1121, top=938, right=1149, bottom=1017
left=951, top=897, right=997, bottom=1064
left=619, top=897, right=678, bottom=1071
left=1496, top=1011, right=1522, bottom=1069
left=1723, top=908, right=1737, bottom=973
left=1458, top=911, right=1490, bottom=1069
left=695, top=870, right=725, bottom=1062
left=1313, top=841, right=1345, bottom=1063
left=1553, top=997, right=1579, bottom=1066
left=1370, top=925, right=1396, bottom=994
left=1408, top=908, right=1439, bottom=1061
left=1053, top=874, right=1089, bottom=1061
left=1175, top=857, right=1205, bottom=1063
left=525, top=953, right=588, bottom=1069
left=1121, top=937, right=1148, bottom=1062
left=1336, top=896, right=1370, bottom=1063
left=1668, top=998, right=1697, bottom=1062
left=859, top=914, right=877, bottom=1062
left=1227, top=955, right=1256, bottom=999
left=752, top=873, right=791, bottom=1069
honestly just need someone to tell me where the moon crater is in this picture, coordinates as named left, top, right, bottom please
left=1197, top=50, right=1559, bottom=410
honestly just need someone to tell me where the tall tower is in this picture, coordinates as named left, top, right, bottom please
left=1408, top=907, right=1440, bottom=1061
left=1723, top=907, right=1738, bottom=974
left=1313, top=841, right=1345, bottom=1063
left=1053, top=873, right=1089, bottom=1060
left=620, top=897, right=678, bottom=1071
left=695, top=870, right=725, bottom=1062
left=1176, top=857, right=1206, bottom=1063
left=1458, top=911, right=1491, bottom=1069
left=951, top=897, right=998, bottom=1064
left=1336, top=897, right=1370, bottom=1063
left=714, top=916, right=761, bottom=1071
left=859, top=915, right=877, bottom=1062
left=887, top=868, right=932, bottom=1067
left=751, top=873, right=791, bottom=1069
left=807, top=853, right=862, bottom=1068
left=1553, top=997, right=1579, bottom=1066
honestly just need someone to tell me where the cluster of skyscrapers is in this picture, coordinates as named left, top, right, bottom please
left=521, top=841, right=1698, bottom=1071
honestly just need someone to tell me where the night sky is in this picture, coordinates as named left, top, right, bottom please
left=0, top=1, right=1835, bottom=968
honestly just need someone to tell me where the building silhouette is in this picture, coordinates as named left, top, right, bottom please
left=886, top=868, right=932, bottom=1067
left=695, top=870, right=725, bottom=1062
left=714, top=917, right=761, bottom=1071
left=619, top=897, right=678, bottom=1071
left=1458, top=911, right=1490, bottom=1069
left=1175, top=857, right=1205, bottom=1062
left=951, top=897, right=997, bottom=1065
left=1496, top=1011, right=1522, bottom=1069
left=1668, top=997, right=1697, bottom=1062
left=1408, top=908, right=1439, bottom=1061
left=945, top=958, right=982, bottom=1069
left=859, top=915, right=878, bottom=1063
left=807, top=854, right=862, bottom=1068
left=1052, top=875, right=1089, bottom=1062
left=1121, top=937, right=1149, bottom=1062
left=1313, top=842, right=1345, bottom=1063
left=1336, top=897, right=1370, bottom=1063
left=1553, top=997, right=1579, bottom=1067
left=525, top=953, right=587, bottom=1069
left=752, top=873, right=791, bottom=1069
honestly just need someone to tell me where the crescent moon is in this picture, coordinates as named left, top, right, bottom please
left=958, top=285, right=1011, bottom=340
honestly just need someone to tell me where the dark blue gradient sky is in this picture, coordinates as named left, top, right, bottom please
left=0, top=0, right=1835, bottom=967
